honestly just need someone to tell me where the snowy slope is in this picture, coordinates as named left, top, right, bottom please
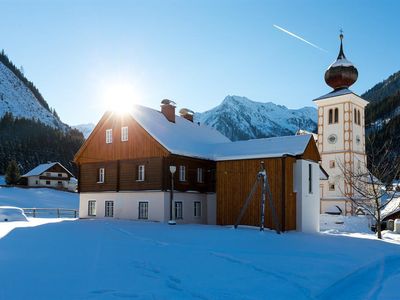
left=0, top=62, right=66, bottom=129
left=72, top=123, right=95, bottom=139
left=0, top=185, right=78, bottom=210
left=195, top=95, right=317, bottom=141
left=0, top=220, right=399, bottom=299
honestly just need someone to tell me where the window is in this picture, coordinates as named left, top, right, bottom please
left=329, top=183, right=335, bottom=191
left=58, top=173, right=62, bottom=177
left=98, top=168, right=105, bottom=183
left=137, top=165, right=145, bottom=181
left=106, top=129, right=113, bottom=144
left=45, top=172, right=51, bottom=177
left=175, top=202, right=183, bottom=219
left=354, top=108, right=357, bottom=124
left=57, top=181, right=62, bottom=185
left=197, top=168, right=204, bottom=183
left=105, top=201, right=114, bottom=217
left=329, top=160, right=336, bottom=168
left=194, top=201, right=201, bottom=217
left=138, top=202, right=148, bottom=219
left=46, top=180, right=50, bottom=185
left=334, top=108, right=339, bottom=123
left=328, top=109, right=333, bottom=124
left=121, top=126, right=128, bottom=142
left=35, top=180, right=39, bottom=184
left=308, top=164, right=312, bottom=194
left=179, top=166, right=186, bottom=182
left=88, top=200, right=96, bottom=216
left=358, top=110, right=361, bottom=125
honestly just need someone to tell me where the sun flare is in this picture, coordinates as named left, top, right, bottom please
left=102, top=82, right=138, bottom=114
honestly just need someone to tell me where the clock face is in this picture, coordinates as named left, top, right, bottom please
left=356, top=135, right=361, bottom=145
left=328, top=134, right=337, bottom=144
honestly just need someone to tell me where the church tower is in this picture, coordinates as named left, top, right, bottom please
left=314, top=33, right=369, bottom=215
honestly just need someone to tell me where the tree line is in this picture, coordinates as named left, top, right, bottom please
left=0, top=112, right=84, bottom=176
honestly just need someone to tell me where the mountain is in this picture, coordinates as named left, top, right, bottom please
left=0, top=51, right=66, bottom=130
left=195, top=95, right=317, bottom=141
left=0, top=51, right=84, bottom=175
left=362, top=70, right=400, bottom=103
left=72, top=123, right=95, bottom=139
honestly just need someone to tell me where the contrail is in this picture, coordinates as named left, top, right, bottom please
left=273, top=24, right=327, bottom=52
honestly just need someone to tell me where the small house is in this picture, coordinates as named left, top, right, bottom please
left=22, top=162, right=75, bottom=190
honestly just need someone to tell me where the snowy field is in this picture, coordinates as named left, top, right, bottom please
left=0, top=176, right=78, bottom=211
left=0, top=219, right=399, bottom=300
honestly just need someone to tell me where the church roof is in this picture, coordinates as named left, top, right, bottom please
left=313, top=88, right=355, bottom=101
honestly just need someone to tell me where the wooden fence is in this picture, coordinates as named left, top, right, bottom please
left=22, top=208, right=78, bottom=218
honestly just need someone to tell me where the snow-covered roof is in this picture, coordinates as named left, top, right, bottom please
left=211, top=135, right=313, bottom=161
left=131, top=105, right=316, bottom=161
left=22, top=162, right=73, bottom=177
left=131, top=105, right=230, bottom=159
left=313, top=88, right=354, bottom=101
left=381, top=196, right=400, bottom=220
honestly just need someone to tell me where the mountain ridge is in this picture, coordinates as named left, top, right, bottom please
left=195, top=95, right=317, bottom=141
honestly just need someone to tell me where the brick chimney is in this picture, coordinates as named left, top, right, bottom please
left=160, top=99, right=176, bottom=123
left=179, top=108, right=194, bottom=122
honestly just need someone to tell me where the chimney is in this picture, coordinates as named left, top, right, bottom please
left=179, top=108, right=194, bottom=122
left=160, top=99, right=176, bottom=123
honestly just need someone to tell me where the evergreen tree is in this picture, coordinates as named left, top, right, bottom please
left=5, top=160, right=20, bottom=185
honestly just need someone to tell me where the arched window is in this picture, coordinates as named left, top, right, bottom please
left=328, top=109, right=333, bottom=124
left=358, top=110, right=361, bottom=125
left=334, top=108, right=339, bottom=123
left=354, top=108, right=357, bottom=124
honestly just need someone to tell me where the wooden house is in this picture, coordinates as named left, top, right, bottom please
left=22, top=162, right=76, bottom=191
left=74, top=101, right=321, bottom=232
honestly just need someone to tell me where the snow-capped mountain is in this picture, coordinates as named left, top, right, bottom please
left=0, top=61, right=66, bottom=130
left=195, top=95, right=317, bottom=141
left=72, top=123, right=95, bottom=139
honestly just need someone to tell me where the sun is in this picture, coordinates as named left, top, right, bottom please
left=102, top=82, right=138, bottom=114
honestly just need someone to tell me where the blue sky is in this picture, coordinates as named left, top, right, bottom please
left=1, top=0, right=399, bottom=125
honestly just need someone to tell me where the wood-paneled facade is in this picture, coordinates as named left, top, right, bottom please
left=74, top=112, right=216, bottom=194
left=216, top=139, right=320, bottom=231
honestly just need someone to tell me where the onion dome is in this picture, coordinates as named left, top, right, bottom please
left=324, top=33, right=358, bottom=90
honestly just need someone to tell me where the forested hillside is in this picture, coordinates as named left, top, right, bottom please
left=0, top=113, right=84, bottom=175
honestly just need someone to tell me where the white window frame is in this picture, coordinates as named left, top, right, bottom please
left=105, top=201, right=114, bottom=217
left=175, top=201, right=183, bottom=219
left=197, top=168, right=204, bottom=183
left=88, top=200, right=96, bottom=216
left=137, top=165, right=145, bottom=181
left=121, top=126, right=128, bottom=142
left=179, top=165, right=186, bottom=182
left=194, top=201, right=201, bottom=217
left=98, top=168, right=105, bottom=183
left=106, top=129, right=113, bottom=144
left=138, top=202, right=148, bottom=219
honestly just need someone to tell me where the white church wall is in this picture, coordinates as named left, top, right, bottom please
left=294, top=159, right=320, bottom=233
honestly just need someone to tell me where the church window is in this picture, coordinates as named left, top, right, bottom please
left=357, top=110, right=361, bottom=125
left=328, top=109, right=333, bottom=124
left=329, top=183, right=335, bottom=191
left=334, top=108, right=339, bottom=123
left=329, top=161, right=335, bottom=168
left=354, top=108, right=357, bottom=124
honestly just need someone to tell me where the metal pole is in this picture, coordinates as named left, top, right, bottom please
left=260, top=170, right=266, bottom=231
left=168, top=167, right=176, bottom=225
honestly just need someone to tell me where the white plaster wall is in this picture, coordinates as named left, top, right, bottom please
left=294, top=160, right=320, bottom=233
left=206, top=194, right=217, bottom=225
left=80, top=191, right=215, bottom=225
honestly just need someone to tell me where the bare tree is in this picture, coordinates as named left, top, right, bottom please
left=339, top=137, right=400, bottom=239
